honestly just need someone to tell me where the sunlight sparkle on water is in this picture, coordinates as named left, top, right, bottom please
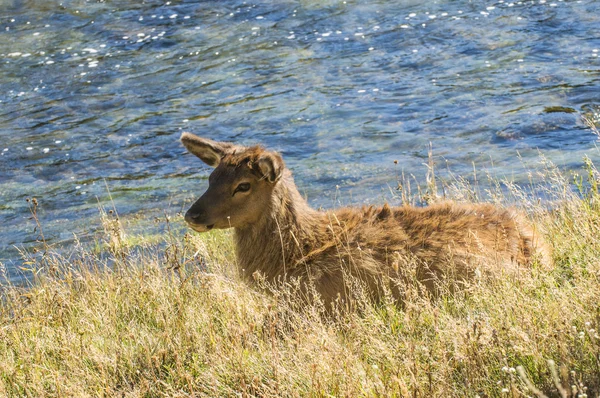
left=1, top=0, right=599, bottom=278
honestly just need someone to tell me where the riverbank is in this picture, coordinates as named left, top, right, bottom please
left=1, top=161, right=600, bottom=397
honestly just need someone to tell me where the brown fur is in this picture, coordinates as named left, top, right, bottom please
left=181, top=133, right=551, bottom=307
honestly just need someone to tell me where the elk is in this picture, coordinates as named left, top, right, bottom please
left=181, top=132, right=550, bottom=307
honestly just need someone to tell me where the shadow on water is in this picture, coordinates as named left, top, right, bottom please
left=1, top=0, right=599, bottom=282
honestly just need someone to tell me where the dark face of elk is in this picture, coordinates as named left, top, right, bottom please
left=180, top=132, right=283, bottom=232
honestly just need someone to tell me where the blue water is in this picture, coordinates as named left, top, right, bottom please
left=1, top=0, right=599, bottom=282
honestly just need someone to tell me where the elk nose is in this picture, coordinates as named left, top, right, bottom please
left=184, top=209, right=204, bottom=224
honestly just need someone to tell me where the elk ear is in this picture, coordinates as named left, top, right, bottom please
left=180, top=132, right=235, bottom=167
left=257, top=152, right=284, bottom=183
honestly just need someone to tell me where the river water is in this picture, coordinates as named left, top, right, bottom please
left=1, top=0, right=599, bottom=282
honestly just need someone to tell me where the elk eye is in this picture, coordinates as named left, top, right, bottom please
left=234, top=182, right=251, bottom=195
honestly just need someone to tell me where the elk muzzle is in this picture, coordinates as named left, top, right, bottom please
left=184, top=204, right=215, bottom=232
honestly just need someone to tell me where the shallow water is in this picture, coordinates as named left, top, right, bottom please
left=1, top=0, right=599, bottom=282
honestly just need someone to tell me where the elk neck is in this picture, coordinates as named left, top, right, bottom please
left=233, top=169, right=326, bottom=281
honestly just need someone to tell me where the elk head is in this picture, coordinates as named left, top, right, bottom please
left=181, top=132, right=284, bottom=232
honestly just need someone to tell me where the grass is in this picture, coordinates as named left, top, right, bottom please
left=1, top=156, right=600, bottom=397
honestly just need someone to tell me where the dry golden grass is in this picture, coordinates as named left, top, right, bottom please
left=1, top=157, right=600, bottom=397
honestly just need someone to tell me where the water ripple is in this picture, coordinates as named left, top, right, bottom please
left=1, top=0, right=600, bottom=280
